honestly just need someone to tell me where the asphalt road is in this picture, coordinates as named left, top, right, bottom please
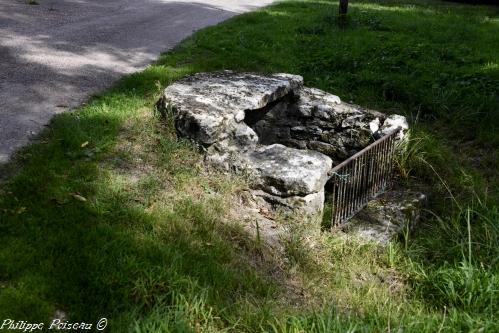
left=0, top=0, right=272, bottom=163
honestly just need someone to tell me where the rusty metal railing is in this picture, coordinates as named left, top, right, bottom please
left=330, top=127, right=401, bottom=227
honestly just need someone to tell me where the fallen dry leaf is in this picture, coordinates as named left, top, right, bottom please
left=70, top=193, right=87, bottom=202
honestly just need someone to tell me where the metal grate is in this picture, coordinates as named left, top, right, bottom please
left=330, top=126, right=402, bottom=227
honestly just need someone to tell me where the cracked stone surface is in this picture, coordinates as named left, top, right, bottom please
left=343, top=190, right=427, bottom=244
left=161, top=71, right=303, bottom=147
left=247, top=144, right=332, bottom=197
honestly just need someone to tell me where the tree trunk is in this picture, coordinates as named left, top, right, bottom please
left=339, top=0, right=349, bottom=16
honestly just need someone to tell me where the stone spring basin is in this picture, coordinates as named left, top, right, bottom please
left=157, top=71, right=408, bottom=218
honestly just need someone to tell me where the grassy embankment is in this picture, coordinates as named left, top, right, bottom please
left=1, top=0, right=498, bottom=331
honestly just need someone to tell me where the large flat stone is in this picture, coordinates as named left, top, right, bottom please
left=247, top=144, right=332, bottom=197
left=161, top=71, right=303, bottom=146
left=343, top=190, right=426, bottom=244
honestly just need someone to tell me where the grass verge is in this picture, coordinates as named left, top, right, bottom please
left=1, top=0, right=498, bottom=331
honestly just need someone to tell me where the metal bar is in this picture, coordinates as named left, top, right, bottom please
left=362, top=151, right=368, bottom=206
left=347, top=163, right=355, bottom=218
left=381, top=135, right=391, bottom=190
left=342, top=165, right=349, bottom=223
left=355, top=157, right=362, bottom=218
left=369, top=144, right=376, bottom=198
left=375, top=137, right=383, bottom=195
left=331, top=176, right=337, bottom=228
left=381, top=136, right=389, bottom=190
left=373, top=140, right=382, bottom=195
left=370, top=141, right=378, bottom=197
left=337, top=173, right=344, bottom=225
left=357, top=157, right=362, bottom=212
left=353, top=155, right=361, bottom=216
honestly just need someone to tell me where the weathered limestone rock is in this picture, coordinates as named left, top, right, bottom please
left=379, top=114, right=409, bottom=140
left=252, top=189, right=326, bottom=217
left=159, top=71, right=408, bottom=219
left=247, top=86, right=402, bottom=162
left=159, top=71, right=303, bottom=147
left=247, top=144, right=332, bottom=197
left=343, top=190, right=426, bottom=244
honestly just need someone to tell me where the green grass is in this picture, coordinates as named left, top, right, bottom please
left=1, top=0, right=498, bottom=331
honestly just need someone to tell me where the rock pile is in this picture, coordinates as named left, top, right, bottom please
left=158, top=71, right=408, bottom=218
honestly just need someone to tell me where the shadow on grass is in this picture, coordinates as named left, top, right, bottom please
left=1, top=0, right=498, bottom=331
left=0, top=69, right=285, bottom=331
